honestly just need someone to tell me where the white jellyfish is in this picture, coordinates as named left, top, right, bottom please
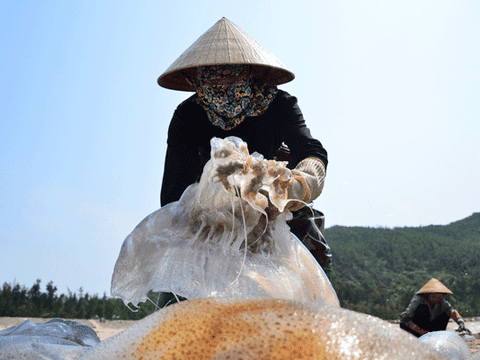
left=110, top=136, right=338, bottom=308
left=419, top=331, right=472, bottom=360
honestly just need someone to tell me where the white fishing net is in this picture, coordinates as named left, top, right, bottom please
left=111, top=136, right=339, bottom=308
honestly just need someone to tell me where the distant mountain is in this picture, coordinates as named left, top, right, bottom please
left=326, top=212, right=480, bottom=319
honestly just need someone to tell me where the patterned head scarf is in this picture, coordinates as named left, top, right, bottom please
left=194, top=65, right=278, bottom=130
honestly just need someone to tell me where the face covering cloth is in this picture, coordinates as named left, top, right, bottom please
left=194, top=65, right=278, bottom=130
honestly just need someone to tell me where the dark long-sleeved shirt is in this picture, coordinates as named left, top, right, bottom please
left=160, top=90, right=327, bottom=206
left=401, top=294, right=455, bottom=323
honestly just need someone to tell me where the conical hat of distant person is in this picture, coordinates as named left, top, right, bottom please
left=157, top=17, right=295, bottom=91
left=416, top=278, right=453, bottom=295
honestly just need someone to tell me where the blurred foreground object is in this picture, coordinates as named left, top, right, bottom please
left=419, top=330, right=471, bottom=360
left=0, top=295, right=451, bottom=359
left=0, top=318, right=99, bottom=359
left=83, top=298, right=446, bottom=359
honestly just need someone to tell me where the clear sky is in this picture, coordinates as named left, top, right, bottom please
left=1, top=1, right=479, bottom=297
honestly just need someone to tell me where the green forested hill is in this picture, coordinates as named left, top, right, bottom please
left=327, top=212, right=480, bottom=319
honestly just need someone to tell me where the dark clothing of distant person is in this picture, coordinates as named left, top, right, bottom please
left=400, top=294, right=454, bottom=337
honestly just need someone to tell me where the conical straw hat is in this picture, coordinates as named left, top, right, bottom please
left=158, top=17, right=295, bottom=91
left=416, top=278, right=453, bottom=295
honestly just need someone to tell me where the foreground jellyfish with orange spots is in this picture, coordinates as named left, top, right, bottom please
left=82, top=297, right=447, bottom=359
left=0, top=137, right=449, bottom=359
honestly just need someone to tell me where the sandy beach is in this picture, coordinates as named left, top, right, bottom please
left=1, top=316, right=479, bottom=354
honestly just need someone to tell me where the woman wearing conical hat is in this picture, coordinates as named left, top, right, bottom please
left=400, top=278, right=467, bottom=337
left=157, top=18, right=330, bottom=307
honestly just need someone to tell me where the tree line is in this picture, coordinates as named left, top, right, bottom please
left=1, top=213, right=479, bottom=321
left=0, top=279, right=158, bottom=320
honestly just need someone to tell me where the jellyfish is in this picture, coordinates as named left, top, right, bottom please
left=0, top=318, right=97, bottom=359
left=110, top=136, right=338, bottom=308
left=419, top=331, right=472, bottom=360
left=1, top=298, right=450, bottom=359
left=82, top=298, right=446, bottom=359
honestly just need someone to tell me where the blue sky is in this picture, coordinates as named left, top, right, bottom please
left=1, top=1, right=479, bottom=297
